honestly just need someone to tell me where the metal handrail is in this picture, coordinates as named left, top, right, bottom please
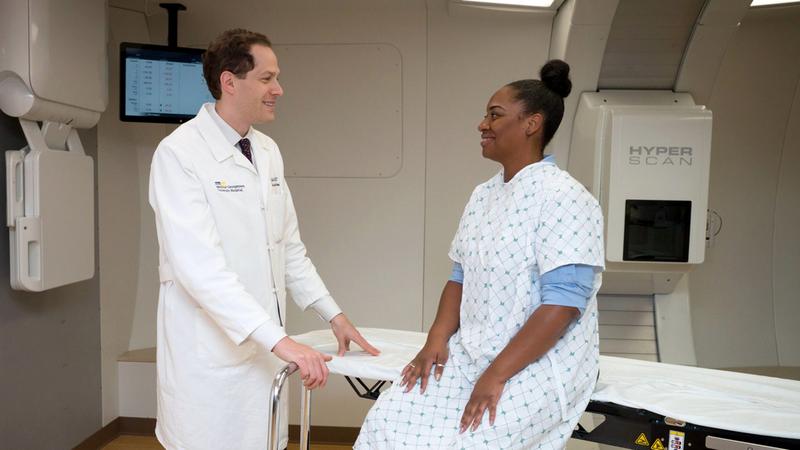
left=269, top=362, right=298, bottom=450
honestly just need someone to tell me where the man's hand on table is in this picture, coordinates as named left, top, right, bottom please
left=330, top=313, right=381, bottom=357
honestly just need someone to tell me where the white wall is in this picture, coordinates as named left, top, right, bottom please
left=423, top=1, right=553, bottom=328
left=99, top=5, right=171, bottom=425
left=773, top=75, right=800, bottom=366
left=689, top=5, right=800, bottom=369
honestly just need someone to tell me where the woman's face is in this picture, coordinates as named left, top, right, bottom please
left=477, top=86, right=531, bottom=163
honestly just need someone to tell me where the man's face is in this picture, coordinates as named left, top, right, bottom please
left=230, top=44, right=283, bottom=125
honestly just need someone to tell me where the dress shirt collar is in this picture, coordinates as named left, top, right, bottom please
left=206, top=103, right=256, bottom=148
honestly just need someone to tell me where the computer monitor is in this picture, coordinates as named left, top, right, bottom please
left=120, top=43, right=215, bottom=123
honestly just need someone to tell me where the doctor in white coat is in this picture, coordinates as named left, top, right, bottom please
left=149, top=29, right=379, bottom=450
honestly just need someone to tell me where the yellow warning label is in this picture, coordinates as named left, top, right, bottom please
left=651, top=439, right=665, bottom=450
left=669, top=430, right=686, bottom=450
left=635, top=433, right=650, bottom=446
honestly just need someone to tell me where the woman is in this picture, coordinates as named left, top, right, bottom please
left=355, top=60, right=604, bottom=449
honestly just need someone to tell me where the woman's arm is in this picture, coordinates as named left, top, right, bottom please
left=428, top=280, right=463, bottom=344
left=400, top=280, right=462, bottom=393
left=487, top=305, right=577, bottom=380
left=459, top=304, right=579, bottom=432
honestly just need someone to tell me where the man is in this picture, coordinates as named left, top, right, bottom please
left=149, top=29, right=378, bottom=450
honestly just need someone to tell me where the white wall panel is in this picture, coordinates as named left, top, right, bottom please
left=599, top=325, right=656, bottom=340
left=423, top=0, right=553, bottom=328
left=28, top=0, right=108, bottom=112
left=598, top=296, right=654, bottom=312
left=98, top=6, right=168, bottom=425
left=603, top=353, right=658, bottom=362
left=118, top=361, right=157, bottom=419
left=600, top=339, right=658, bottom=354
left=773, top=71, right=800, bottom=366
left=598, top=295, right=658, bottom=361
left=689, top=5, right=800, bottom=369
left=266, top=44, right=402, bottom=178
left=598, top=310, right=655, bottom=327
left=598, top=0, right=705, bottom=89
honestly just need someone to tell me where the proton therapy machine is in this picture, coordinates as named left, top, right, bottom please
left=568, top=90, right=713, bottom=295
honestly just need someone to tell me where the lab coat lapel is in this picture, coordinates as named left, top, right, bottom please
left=194, top=107, right=258, bottom=175
left=252, top=137, right=272, bottom=183
left=231, top=150, right=258, bottom=174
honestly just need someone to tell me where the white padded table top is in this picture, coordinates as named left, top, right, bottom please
left=293, top=328, right=426, bottom=381
left=592, top=356, right=800, bottom=439
left=292, top=328, right=800, bottom=439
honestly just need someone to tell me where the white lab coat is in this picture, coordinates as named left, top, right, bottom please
left=149, top=104, right=332, bottom=450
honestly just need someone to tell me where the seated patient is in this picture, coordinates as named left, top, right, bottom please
left=355, top=60, right=604, bottom=450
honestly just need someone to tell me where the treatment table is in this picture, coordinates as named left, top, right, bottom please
left=269, top=328, right=800, bottom=450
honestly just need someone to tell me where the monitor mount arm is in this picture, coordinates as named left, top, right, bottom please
left=159, top=3, right=186, bottom=48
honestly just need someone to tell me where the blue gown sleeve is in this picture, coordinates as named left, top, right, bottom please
left=449, top=261, right=464, bottom=284
left=539, top=264, right=597, bottom=314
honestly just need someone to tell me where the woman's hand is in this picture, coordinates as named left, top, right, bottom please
left=459, top=371, right=506, bottom=433
left=399, top=336, right=449, bottom=394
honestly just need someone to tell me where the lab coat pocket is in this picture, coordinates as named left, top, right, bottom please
left=194, top=309, right=258, bottom=368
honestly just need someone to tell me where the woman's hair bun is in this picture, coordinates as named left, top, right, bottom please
left=540, top=59, right=571, bottom=98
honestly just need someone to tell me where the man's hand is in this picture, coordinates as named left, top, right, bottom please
left=272, top=337, right=332, bottom=389
left=329, top=314, right=380, bottom=357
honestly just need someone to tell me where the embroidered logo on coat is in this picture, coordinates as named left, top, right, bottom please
left=214, top=180, right=245, bottom=192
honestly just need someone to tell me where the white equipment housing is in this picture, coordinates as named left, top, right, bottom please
left=0, top=0, right=106, bottom=291
left=568, top=91, right=712, bottom=294
left=5, top=124, right=95, bottom=291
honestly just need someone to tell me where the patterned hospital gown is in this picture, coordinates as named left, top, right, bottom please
left=355, top=159, right=605, bottom=449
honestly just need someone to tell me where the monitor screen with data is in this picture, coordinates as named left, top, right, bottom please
left=120, top=43, right=215, bottom=123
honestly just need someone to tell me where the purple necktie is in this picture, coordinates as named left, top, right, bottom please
left=238, top=138, right=253, bottom=163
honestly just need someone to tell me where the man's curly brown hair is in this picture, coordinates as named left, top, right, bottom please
left=202, top=29, right=272, bottom=100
